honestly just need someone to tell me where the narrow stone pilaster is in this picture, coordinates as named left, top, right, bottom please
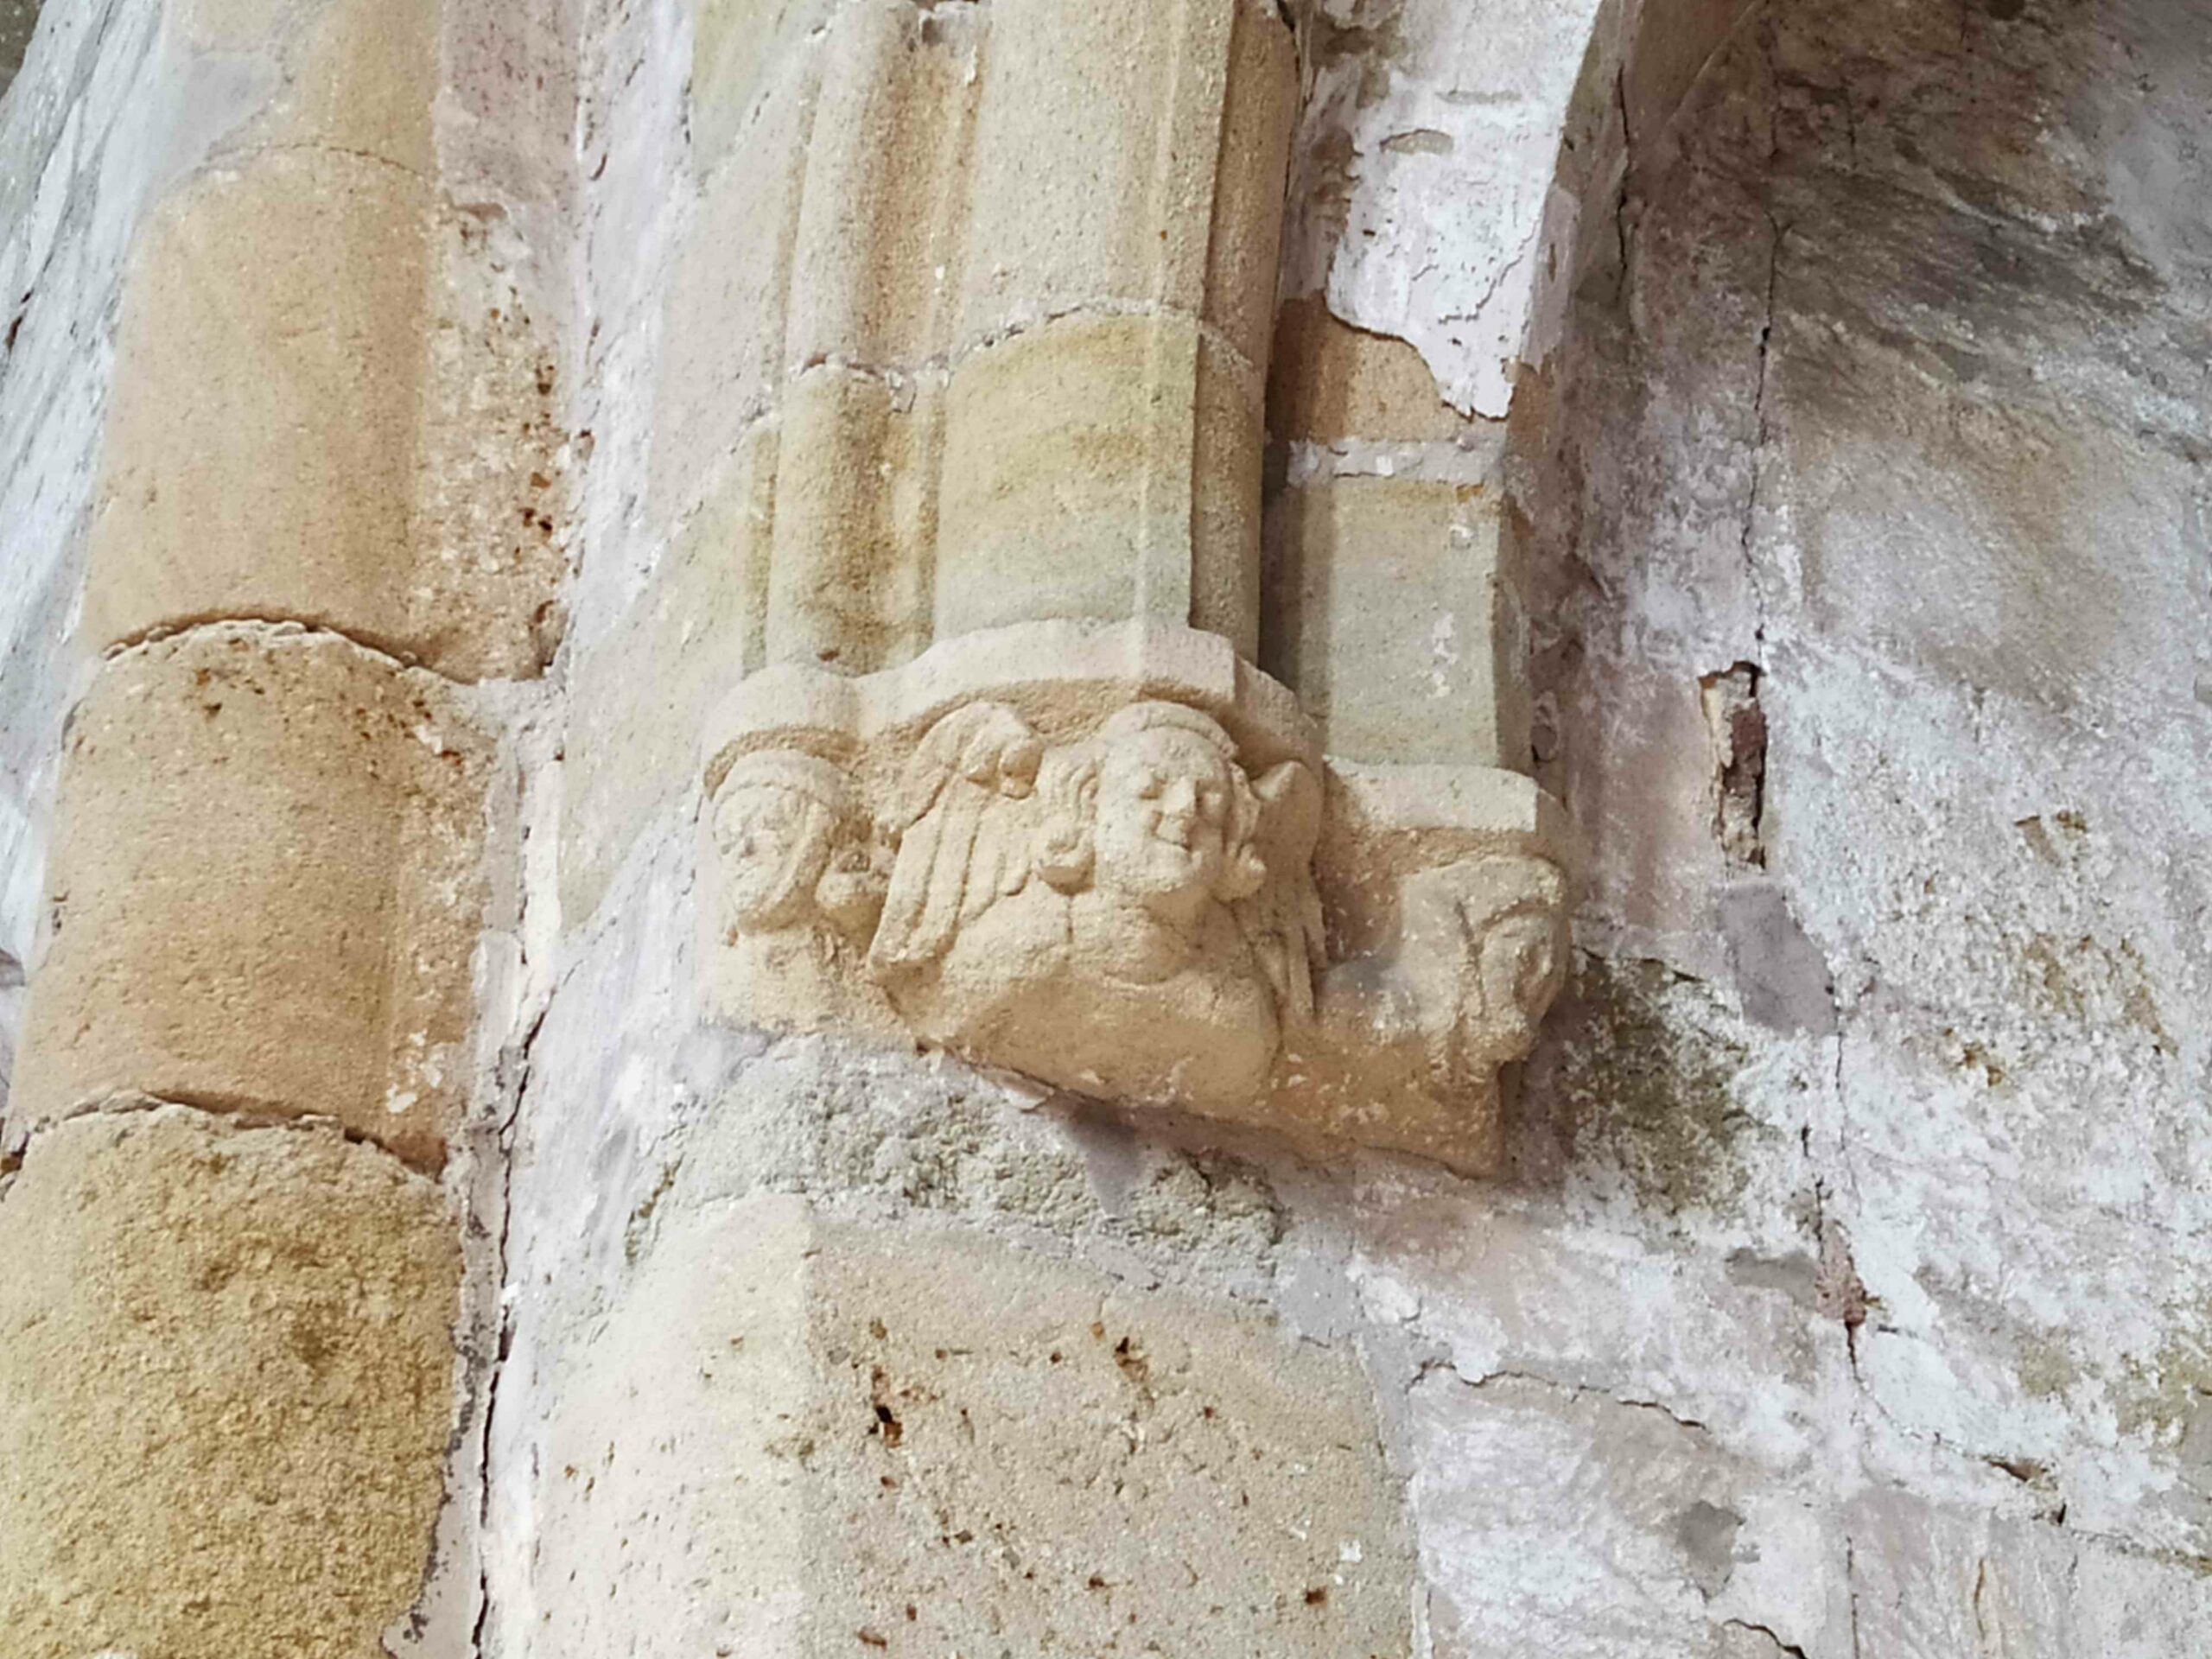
left=933, top=0, right=1296, bottom=658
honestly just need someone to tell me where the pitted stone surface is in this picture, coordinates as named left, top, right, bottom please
left=3, top=0, right=2209, bottom=1655
left=528, top=1198, right=1415, bottom=1657
left=0, top=1107, right=461, bottom=1659
left=11, top=624, right=492, bottom=1167
left=81, top=143, right=565, bottom=681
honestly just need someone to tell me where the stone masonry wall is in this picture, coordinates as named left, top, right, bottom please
left=2, top=0, right=2208, bottom=1654
left=0, top=0, right=576, bottom=1652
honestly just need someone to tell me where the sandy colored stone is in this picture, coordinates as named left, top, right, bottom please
left=766, top=365, right=938, bottom=673
left=1201, top=0, right=1302, bottom=367
left=532, top=1198, right=1414, bottom=1656
left=957, top=0, right=1294, bottom=365
left=1263, top=477, right=1526, bottom=768
left=11, top=625, right=491, bottom=1167
left=82, top=148, right=563, bottom=681
left=238, top=0, right=439, bottom=177
left=1268, top=294, right=1466, bottom=443
left=562, top=423, right=776, bottom=930
left=0, top=1107, right=461, bottom=1659
left=937, top=312, right=1263, bottom=653
left=782, top=0, right=978, bottom=373
left=650, top=54, right=811, bottom=529
left=690, top=619, right=1567, bottom=1162
left=690, top=0, right=836, bottom=175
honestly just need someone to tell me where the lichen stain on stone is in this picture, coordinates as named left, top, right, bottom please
left=1535, top=953, right=1756, bottom=1215
left=1298, top=0, right=1413, bottom=99
left=2113, top=1336, right=2212, bottom=1444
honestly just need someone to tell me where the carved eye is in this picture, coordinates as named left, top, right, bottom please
left=1135, top=769, right=1165, bottom=799
left=1198, top=785, right=1224, bottom=820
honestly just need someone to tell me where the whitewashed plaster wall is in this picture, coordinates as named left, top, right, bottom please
left=1, top=0, right=2207, bottom=1653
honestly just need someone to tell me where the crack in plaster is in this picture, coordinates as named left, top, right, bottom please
left=1723, top=1615, right=1809, bottom=1657
left=1740, top=211, right=1784, bottom=651
left=1421, top=1357, right=1715, bottom=1440
left=1612, top=65, right=1633, bottom=308
left=467, top=994, right=545, bottom=1656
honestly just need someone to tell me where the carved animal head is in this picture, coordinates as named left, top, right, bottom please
left=1035, top=702, right=1267, bottom=921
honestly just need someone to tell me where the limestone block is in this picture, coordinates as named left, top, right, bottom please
left=1201, top=0, right=1303, bottom=368
left=1262, top=476, right=1529, bottom=769
left=561, top=423, right=776, bottom=931
left=531, top=1199, right=1414, bottom=1655
left=1403, top=1368, right=1844, bottom=1657
left=694, top=621, right=1567, bottom=1171
left=766, top=365, right=938, bottom=673
left=526, top=1196, right=815, bottom=1656
left=690, top=0, right=836, bottom=175
left=782, top=0, right=979, bottom=373
left=217, top=0, right=440, bottom=177
left=1842, top=1487, right=2212, bottom=1657
left=0, top=1107, right=461, bottom=1659
left=650, top=50, right=812, bottom=528
left=11, top=625, right=492, bottom=1168
left=957, top=0, right=1295, bottom=366
left=936, top=313, right=1263, bottom=655
left=1268, top=293, right=1465, bottom=443
left=82, top=149, right=563, bottom=681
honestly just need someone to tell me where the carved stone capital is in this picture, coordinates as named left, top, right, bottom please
left=699, top=621, right=1570, bottom=1172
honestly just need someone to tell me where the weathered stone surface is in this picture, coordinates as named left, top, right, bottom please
left=1402, top=1369, right=1847, bottom=1658
left=204, top=0, right=438, bottom=175
left=0, top=1106, right=461, bottom=1659
left=529, top=1198, right=1414, bottom=1656
left=82, top=147, right=563, bottom=680
left=561, top=422, right=775, bottom=931
left=1263, top=477, right=1526, bottom=767
left=956, top=0, right=1294, bottom=364
left=1267, top=294, right=1465, bottom=444
left=86, top=151, right=433, bottom=656
left=648, top=50, right=810, bottom=528
left=766, top=364, right=938, bottom=672
left=937, top=314, right=1263, bottom=652
left=781, top=0, right=977, bottom=373
left=689, top=0, right=835, bottom=176
left=11, top=625, right=491, bottom=1166
left=1846, top=1487, right=2212, bottom=1659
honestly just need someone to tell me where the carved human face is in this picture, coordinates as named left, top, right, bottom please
left=1091, top=728, right=1236, bottom=917
left=1468, top=907, right=1567, bottom=1063
left=714, top=783, right=830, bottom=933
